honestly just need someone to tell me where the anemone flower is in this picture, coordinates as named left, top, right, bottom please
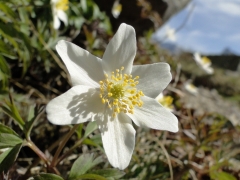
left=156, top=93, right=174, bottom=112
left=184, top=81, right=198, bottom=95
left=51, top=0, right=69, bottom=29
left=193, top=52, right=214, bottom=74
left=112, top=0, right=122, bottom=19
left=46, top=23, right=178, bottom=170
left=165, top=26, right=176, bottom=42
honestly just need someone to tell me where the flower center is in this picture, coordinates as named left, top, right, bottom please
left=158, top=96, right=174, bottom=110
left=99, top=67, right=144, bottom=117
left=202, top=56, right=211, bottom=65
left=110, top=84, right=124, bottom=99
left=55, top=0, right=69, bottom=11
left=189, top=84, right=196, bottom=90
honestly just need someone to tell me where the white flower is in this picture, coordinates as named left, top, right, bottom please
left=46, top=23, right=178, bottom=170
left=156, top=93, right=174, bottom=112
left=193, top=52, right=214, bottom=74
left=112, top=0, right=122, bottom=19
left=51, top=0, right=69, bottom=29
left=184, top=81, right=198, bottom=95
left=166, top=26, right=176, bottom=41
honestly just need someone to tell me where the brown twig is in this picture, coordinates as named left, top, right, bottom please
left=50, top=124, right=80, bottom=167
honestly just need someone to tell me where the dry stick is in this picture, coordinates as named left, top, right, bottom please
left=158, top=141, right=173, bottom=180
left=172, top=63, right=181, bottom=88
left=11, top=80, right=47, bottom=102
left=25, top=125, right=80, bottom=176
left=167, top=86, right=185, bottom=98
left=22, top=107, right=62, bottom=177
left=155, top=132, right=173, bottom=180
left=23, top=134, right=69, bottom=178
left=26, top=140, right=60, bottom=175
left=56, top=138, right=84, bottom=166
left=50, top=124, right=80, bottom=167
left=22, top=158, right=40, bottom=179
left=39, top=81, right=62, bottom=95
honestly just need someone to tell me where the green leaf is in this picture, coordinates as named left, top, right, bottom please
left=0, top=54, right=11, bottom=76
left=92, top=3, right=101, bottom=19
left=91, top=134, right=103, bottom=146
left=0, top=133, right=23, bottom=148
left=0, top=39, right=17, bottom=59
left=27, top=105, right=35, bottom=122
left=75, top=174, right=107, bottom=180
left=80, top=0, right=87, bottom=13
left=45, top=36, right=65, bottom=49
left=0, top=22, right=19, bottom=49
left=75, top=123, right=83, bottom=139
left=18, top=7, right=31, bottom=36
left=0, top=123, right=19, bottom=136
left=73, top=17, right=85, bottom=29
left=210, top=160, right=229, bottom=172
left=0, top=3, right=17, bottom=20
left=84, top=26, right=95, bottom=47
left=0, top=106, right=24, bottom=128
left=68, top=154, right=103, bottom=180
left=33, top=173, right=64, bottom=180
left=24, top=106, right=44, bottom=140
left=0, top=54, right=10, bottom=92
left=0, top=97, right=25, bottom=129
left=84, top=121, right=97, bottom=138
left=90, top=169, right=125, bottom=179
left=210, top=171, right=237, bottom=180
left=33, top=0, right=44, bottom=6
left=0, top=21, right=32, bottom=75
left=0, top=143, right=22, bottom=173
left=18, top=7, right=29, bottom=24
left=0, top=71, right=8, bottom=92
left=82, top=138, right=98, bottom=147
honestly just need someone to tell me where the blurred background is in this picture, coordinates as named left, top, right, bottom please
left=0, top=0, right=240, bottom=179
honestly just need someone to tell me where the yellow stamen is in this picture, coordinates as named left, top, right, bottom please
left=158, top=95, right=174, bottom=110
left=202, top=56, right=211, bottom=64
left=99, top=67, right=144, bottom=117
left=55, top=0, right=69, bottom=11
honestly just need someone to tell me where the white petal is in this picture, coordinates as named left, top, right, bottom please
left=46, top=85, right=104, bottom=125
left=132, top=63, right=172, bottom=98
left=57, top=10, right=68, bottom=26
left=184, top=82, right=198, bottom=94
left=193, top=52, right=201, bottom=63
left=155, top=92, right=164, bottom=100
left=102, top=23, right=136, bottom=74
left=127, top=96, right=178, bottom=132
left=98, top=111, right=135, bottom=170
left=112, top=0, right=122, bottom=18
left=56, top=40, right=105, bottom=87
left=53, top=15, right=60, bottom=29
left=203, top=66, right=214, bottom=74
left=51, top=0, right=58, bottom=4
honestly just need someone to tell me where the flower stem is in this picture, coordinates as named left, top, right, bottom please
left=26, top=140, right=60, bottom=175
left=50, top=124, right=80, bottom=167
left=26, top=140, right=49, bottom=165
left=56, top=138, right=84, bottom=165
left=23, top=135, right=68, bottom=178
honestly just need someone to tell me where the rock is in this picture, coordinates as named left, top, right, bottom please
left=181, top=87, right=240, bottom=126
